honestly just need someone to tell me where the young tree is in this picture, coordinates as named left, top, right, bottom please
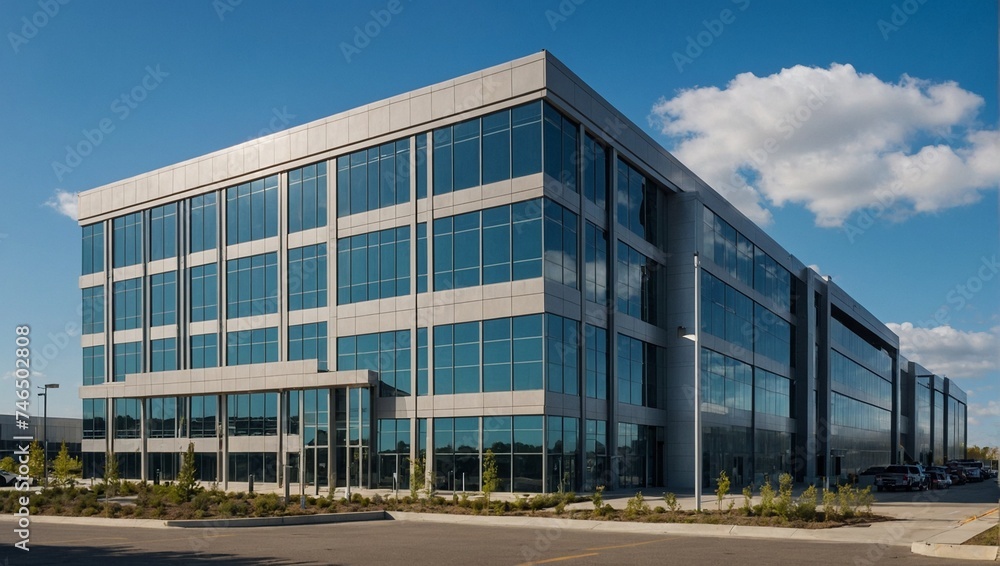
left=104, top=451, right=120, bottom=495
left=173, top=442, right=199, bottom=502
left=0, top=456, right=15, bottom=474
left=52, top=442, right=82, bottom=487
left=410, top=456, right=426, bottom=499
left=27, top=441, right=45, bottom=481
left=715, top=470, right=730, bottom=511
left=482, top=449, right=499, bottom=505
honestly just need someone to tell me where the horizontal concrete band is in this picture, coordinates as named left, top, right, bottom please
left=164, top=510, right=387, bottom=528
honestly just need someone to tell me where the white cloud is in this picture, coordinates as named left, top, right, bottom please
left=887, top=322, right=1000, bottom=378
left=45, top=189, right=78, bottom=221
left=650, top=64, right=999, bottom=227
left=970, top=400, right=1000, bottom=418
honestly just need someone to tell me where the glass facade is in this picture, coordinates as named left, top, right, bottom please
left=585, top=325, right=608, bottom=399
left=149, top=203, right=177, bottom=261
left=82, top=285, right=104, bottom=334
left=150, top=338, right=177, bottom=372
left=82, top=223, right=104, bottom=275
left=189, top=193, right=217, bottom=253
left=616, top=241, right=658, bottom=324
left=703, top=208, right=792, bottom=311
left=617, top=334, right=658, bottom=407
left=288, top=244, right=328, bottom=310
left=545, top=314, right=579, bottom=395
left=434, top=314, right=543, bottom=394
left=288, top=161, right=328, bottom=233
left=336, top=227, right=408, bottom=304
left=337, top=330, right=410, bottom=397
left=226, top=252, right=278, bottom=318
left=82, top=399, right=106, bottom=439
left=189, top=264, right=218, bottom=322
left=289, top=322, right=328, bottom=370
left=190, top=334, right=218, bottom=369
left=337, top=138, right=409, bottom=216
left=227, top=392, right=278, bottom=436
left=82, top=345, right=104, bottom=386
left=583, top=134, right=608, bottom=208
left=584, top=222, right=608, bottom=304
left=113, top=341, right=141, bottom=382
left=113, top=212, right=142, bottom=268
left=701, top=348, right=752, bottom=412
left=226, top=175, right=279, bottom=244
left=113, top=278, right=142, bottom=330
left=226, top=328, right=278, bottom=366
left=543, top=200, right=578, bottom=288
left=616, top=159, right=656, bottom=243
left=149, top=271, right=177, bottom=327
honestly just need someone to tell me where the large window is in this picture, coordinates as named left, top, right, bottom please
left=434, top=417, right=481, bottom=491
left=149, top=271, right=177, bottom=327
left=112, top=212, right=142, bottom=268
left=754, top=303, right=791, bottom=365
left=337, top=138, right=410, bottom=217
left=83, top=345, right=104, bottom=386
left=616, top=159, right=656, bottom=244
left=189, top=193, right=217, bottom=253
left=113, top=278, right=142, bottom=331
left=377, top=418, right=411, bottom=489
left=433, top=314, right=543, bottom=395
left=416, top=327, right=428, bottom=396
left=433, top=199, right=543, bottom=291
left=416, top=134, right=428, bottom=199
left=545, top=314, right=579, bottom=395
left=189, top=395, right=217, bottom=438
left=113, top=342, right=141, bottom=382
left=114, top=398, right=141, bottom=439
left=755, top=368, right=791, bottom=418
left=339, top=330, right=411, bottom=397
left=288, top=161, right=328, bottom=233
left=227, top=392, right=278, bottom=436
left=831, top=351, right=891, bottom=409
left=150, top=338, right=177, bottom=372
left=543, top=200, right=578, bottom=288
left=82, top=399, right=106, bottom=439
left=226, top=252, right=278, bottom=319
left=617, top=334, right=658, bottom=408
left=416, top=222, right=428, bottom=293
left=190, top=264, right=218, bottom=322
left=289, top=244, right=327, bottom=310
left=149, top=203, right=177, bottom=261
left=228, top=453, right=277, bottom=483
left=226, top=175, right=278, bottom=244
left=701, top=348, right=752, bottom=412
left=703, top=208, right=792, bottom=311
left=82, top=223, right=104, bottom=275
left=585, top=325, right=608, bottom=399
left=82, top=286, right=104, bottom=334
left=546, top=416, right=579, bottom=492
left=432, top=102, right=542, bottom=196
left=337, top=227, right=409, bottom=305
left=584, top=222, right=608, bottom=304
left=543, top=103, right=578, bottom=192
left=190, top=334, right=218, bottom=369
left=147, top=397, right=182, bottom=438
left=226, top=328, right=278, bottom=366
left=583, top=134, right=608, bottom=208
left=616, top=242, right=658, bottom=324
left=289, top=322, right=328, bottom=371
left=479, top=415, right=545, bottom=492
left=701, top=270, right=753, bottom=353
left=585, top=419, right=608, bottom=491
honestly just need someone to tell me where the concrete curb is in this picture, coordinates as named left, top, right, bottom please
left=1, top=515, right=169, bottom=529
left=164, top=510, right=387, bottom=528
left=910, top=542, right=998, bottom=561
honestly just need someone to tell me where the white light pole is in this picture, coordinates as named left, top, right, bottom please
left=679, top=252, right=702, bottom=511
left=39, top=383, right=60, bottom=487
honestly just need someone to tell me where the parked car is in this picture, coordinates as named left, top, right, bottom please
left=928, top=471, right=952, bottom=489
left=875, top=465, right=927, bottom=491
left=964, top=467, right=984, bottom=482
left=0, top=470, right=16, bottom=487
left=947, top=467, right=968, bottom=485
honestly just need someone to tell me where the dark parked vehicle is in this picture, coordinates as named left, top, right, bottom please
left=0, top=470, right=16, bottom=487
left=946, top=467, right=968, bottom=485
left=928, top=471, right=951, bottom=489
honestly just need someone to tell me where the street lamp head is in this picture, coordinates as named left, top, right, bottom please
left=45, top=383, right=60, bottom=389
left=677, top=326, right=696, bottom=342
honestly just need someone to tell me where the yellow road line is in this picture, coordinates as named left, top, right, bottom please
left=959, top=506, right=999, bottom=525
left=586, top=537, right=678, bottom=551
left=519, top=552, right=601, bottom=565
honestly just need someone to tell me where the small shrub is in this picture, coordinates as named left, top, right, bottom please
left=795, top=484, right=818, bottom=521
left=624, top=492, right=650, bottom=518
left=663, top=492, right=681, bottom=512
left=715, top=471, right=730, bottom=511
left=740, top=485, right=753, bottom=516
left=471, top=498, right=486, bottom=513
left=350, top=492, right=363, bottom=504
left=821, top=488, right=838, bottom=521
left=775, top=473, right=794, bottom=519
left=653, top=506, right=666, bottom=513
left=554, top=501, right=566, bottom=514
left=756, top=481, right=775, bottom=517
left=316, top=497, right=333, bottom=509
left=592, top=485, right=604, bottom=509
left=459, top=492, right=470, bottom=508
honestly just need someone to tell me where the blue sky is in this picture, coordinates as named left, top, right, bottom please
left=1, top=0, right=997, bottom=448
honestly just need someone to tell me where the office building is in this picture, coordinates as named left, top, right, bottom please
left=76, top=52, right=965, bottom=492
